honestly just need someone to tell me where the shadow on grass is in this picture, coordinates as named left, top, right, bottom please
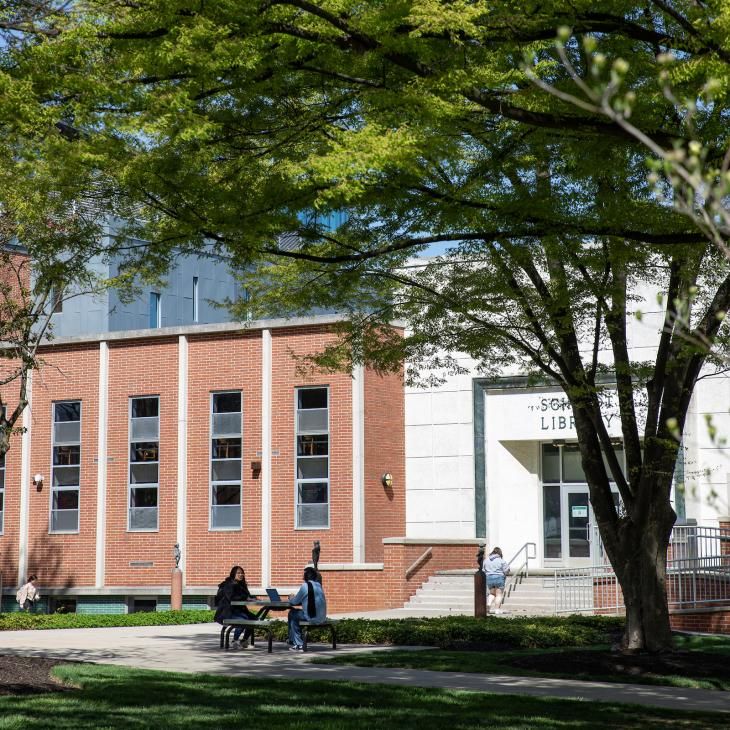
left=0, top=664, right=726, bottom=729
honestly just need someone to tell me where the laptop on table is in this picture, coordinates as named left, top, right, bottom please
left=265, top=588, right=283, bottom=602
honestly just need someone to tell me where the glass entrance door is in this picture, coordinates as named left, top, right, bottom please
left=562, top=487, right=592, bottom=566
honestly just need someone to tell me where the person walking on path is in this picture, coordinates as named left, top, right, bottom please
left=214, top=566, right=255, bottom=650
left=16, top=575, right=39, bottom=612
left=484, top=547, right=510, bottom=614
left=288, top=566, right=327, bottom=651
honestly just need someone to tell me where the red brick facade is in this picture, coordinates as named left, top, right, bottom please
left=0, top=319, right=479, bottom=612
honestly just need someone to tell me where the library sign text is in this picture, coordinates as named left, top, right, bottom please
left=526, top=393, right=619, bottom=432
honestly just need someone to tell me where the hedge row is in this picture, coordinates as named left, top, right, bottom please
left=270, top=615, right=624, bottom=649
left=0, top=609, right=215, bottom=631
left=0, top=611, right=623, bottom=648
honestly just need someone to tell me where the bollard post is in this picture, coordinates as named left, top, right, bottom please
left=171, top=567, right=183, bottom=611
left=171, top=542, right=183, bottom=611
left=475, top=543, right=487, bottom=617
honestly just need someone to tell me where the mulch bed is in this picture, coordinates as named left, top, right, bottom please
left=0, top=655, right=75, bottom=695
left=509, top=649, right=730, bottom=684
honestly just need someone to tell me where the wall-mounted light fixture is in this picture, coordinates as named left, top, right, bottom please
left=251, top=460, right=262, bottom=479
left=381, top=472, right=393, bottom=489
left=33, top=473, right=44, bottom=491
left=551, top=439, right=566, bottom=447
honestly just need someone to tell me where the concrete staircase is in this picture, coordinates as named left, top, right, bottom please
left=401, top=570, right=556, bottom=616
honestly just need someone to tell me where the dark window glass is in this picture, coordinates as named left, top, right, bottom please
left=55, top=402, right=80, bottom=422
left=298, top=482, right=328, bottom=504
left=297, top=434, right=328, bottom=456
left=212, top=438, right=242, bottom=459
left=543, top=485, right=561, bottom=559
left=213, top=392, right=241, bottom=413
left=131, top=442, right=159, bottom=462
left=542, top=443, right=560, bottom=482
left=0, top=451, right=5, bottom=467
left=52, top=598, right=76, bottom=614
left=53, top=490, right=79, bottom=510
left=131, top=599, right=156, bottom=613
left=0, top=493, right=4, bottom=511
left=132, top=397, right=159, bottom=419
left=54, top=445, right=80, bottom=466
left=297, top=388, right=327, bottom=410
left=130, top=487, right=158, bottom=507
left=213, top=485, right=241, bottom=505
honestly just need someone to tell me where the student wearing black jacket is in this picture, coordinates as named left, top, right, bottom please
left=215, top=565, right=255, bottom=649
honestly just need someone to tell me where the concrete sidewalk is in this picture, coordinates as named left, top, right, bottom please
left=1, top=623, right=728, bottom=714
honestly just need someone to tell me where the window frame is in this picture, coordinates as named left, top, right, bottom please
left=49, top=400, right=81, bottom=534
left=128, top=395, right=160, bottom=532
left=192, top=276, right=199, bottom=322
left=294, top=385, right=330, bottom=530
left=209, top=390, right=243, bottom=532
left=149, top=292, right=161, bottom=328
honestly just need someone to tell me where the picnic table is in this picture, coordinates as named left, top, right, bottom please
left=220, top=598, right=338, bottom=652
left=219, top=599, right=290, bottom=652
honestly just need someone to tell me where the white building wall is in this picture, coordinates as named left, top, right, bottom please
left=405, top=358, right=476, bottom=538
left=404, top=282, right=730, bottom=555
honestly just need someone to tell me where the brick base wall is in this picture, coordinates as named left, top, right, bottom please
left=313, top=539, right=483, bottom=613
left=670, top=609, right=730, bottom=633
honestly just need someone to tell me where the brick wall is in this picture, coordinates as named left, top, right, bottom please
left=0, top=359, right=24, bottom=585
left=104, top=337, right=179, bottom=587
left=0, top=320, right=417, bottom=609
left=364, top=364, right=405, bottom=563
left=27, top=344, right=100, bottom=588
left=312, top=540, right=479, bottom=613
left=185, top=331, right=263, bottom=586
left=269, top=326, right=355, bottom=585
left=670, top=609, right=730, bottom=633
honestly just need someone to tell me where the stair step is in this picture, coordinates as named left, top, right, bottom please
left=405, top=570, right=559, bottom=616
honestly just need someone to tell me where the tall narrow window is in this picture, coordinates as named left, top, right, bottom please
left=149, top=292, right=161, bottom=328
left=295, top=387, right=329, bottom=528
left=192, top=277, right=199, bottom=323
left=210, top=392, right=242, bottom=530
left=51, top=401, right=81, bottom=532
left=129, top=396, right=159, bottom=530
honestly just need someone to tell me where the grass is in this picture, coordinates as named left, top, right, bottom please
left=315, top=634, right=730, bottom=692
left=0, top=663, right=725, bottom=729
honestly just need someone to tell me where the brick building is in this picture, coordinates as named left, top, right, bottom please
left=0, top=315, right=426, bottom=613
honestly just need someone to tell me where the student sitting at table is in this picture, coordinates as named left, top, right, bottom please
left=215, top=565, right=255, bottom=650
left=287, top=567, right=327, bottom=651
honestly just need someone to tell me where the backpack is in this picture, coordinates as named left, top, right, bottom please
left=214, top=585, right=226, bottom=608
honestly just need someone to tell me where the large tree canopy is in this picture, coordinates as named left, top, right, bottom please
left=9, top=1, right=730, bottom=650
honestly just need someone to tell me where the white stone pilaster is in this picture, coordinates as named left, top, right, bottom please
left=352, top=365, right=365, bottom=563
left=177, top=335, right=189, bottom=576
left=261, top=329, right=272, bottom=588
left=95, top=341, right=109, bottom=587
left=18, top=370, right=32, bottom=586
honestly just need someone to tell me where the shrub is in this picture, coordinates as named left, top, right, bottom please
left=0, top=609, right=215, bottom=631
left=0, top=611, right=623, bottom=649
left=268, top=615, right=623, bottom=649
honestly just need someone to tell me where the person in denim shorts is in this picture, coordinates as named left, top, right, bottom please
left=484, top=547, right=510, bottom=614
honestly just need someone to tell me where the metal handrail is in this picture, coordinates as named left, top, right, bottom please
left=504, top=542, right=537, bottom=600
left=405, top=547, right=432, bottom=579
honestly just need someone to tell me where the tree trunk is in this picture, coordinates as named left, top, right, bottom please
left=611, top=509, right=675, bottom=652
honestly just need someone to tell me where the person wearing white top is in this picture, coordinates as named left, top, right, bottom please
left=16, top=575, right=39, bottom=612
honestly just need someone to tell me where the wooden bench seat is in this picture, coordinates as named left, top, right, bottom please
left=220, top=619, right=275, bottom=653
left=299, top=619, right=338, bottom=651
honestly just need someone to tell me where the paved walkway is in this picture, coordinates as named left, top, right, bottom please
left=1, top=623, right=729, bottom=713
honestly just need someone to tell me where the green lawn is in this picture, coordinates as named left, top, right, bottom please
left=315, top=634, right=730, bottom=692
left=0, top=664, right=725, bottom=729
